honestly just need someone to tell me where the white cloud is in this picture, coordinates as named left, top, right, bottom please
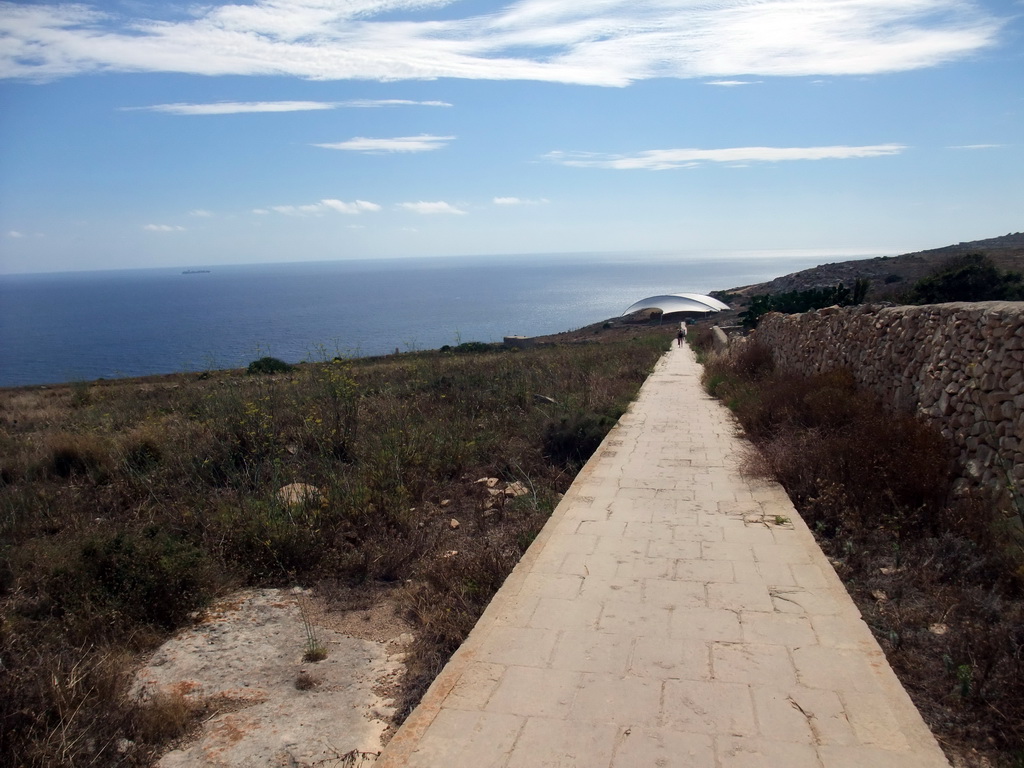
left=189, top=209, right=214, bottom=217
left=7, top=230, right=25, bottom=238
left=252, top=208, right=271, bottom=215
left=321, top=199, right=382, bottom=214
left=706, top=80, right=760, bottom=87
left=143, top=223, right=185, bottom=232
left=0, top=1, right=1004, bottom=86
left=267, top=199, right=382, bottom=216
left=493, top=196, right=549, bottom=205
left=948, top=144, right=1005, bottom=150
left=123, top=99, right=451, bottom=115
left=545, top=144, right=907, bottom=170
left=398, top=201, right=466, bottom=215
left=126, top=101, right=340, bottom=115
left=341, top=99, right=452, bottom=108
left=272, top=204, right=325, bottom=216
left=314, top=135, right=455, bottom=153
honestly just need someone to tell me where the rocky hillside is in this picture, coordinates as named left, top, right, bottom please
left=730, top=232, right=1024, bottom=301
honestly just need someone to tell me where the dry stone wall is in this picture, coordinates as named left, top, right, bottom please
left=754, top=302, right=1024, bottom=521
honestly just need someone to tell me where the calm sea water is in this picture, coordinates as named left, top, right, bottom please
left=0, top=251, right=870, bottom=387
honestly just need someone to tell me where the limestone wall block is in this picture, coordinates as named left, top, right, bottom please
left=983, top=403, right=1004, bottom=422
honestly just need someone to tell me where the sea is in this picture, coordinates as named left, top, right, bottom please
left=0, top=250, right=882, bottom=388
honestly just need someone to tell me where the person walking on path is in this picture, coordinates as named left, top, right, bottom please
left=677, top=321, right=688, bottom=346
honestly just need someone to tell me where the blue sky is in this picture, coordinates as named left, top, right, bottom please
left=1, top=0, right=1021, bottom=274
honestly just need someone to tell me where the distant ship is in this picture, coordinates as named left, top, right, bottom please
left=181, top=269, right=211, bottom=274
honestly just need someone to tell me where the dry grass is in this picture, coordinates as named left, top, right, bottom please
left=0, top=327, right=672, bottom=766
left=702, top=341, right=1024, bottom=768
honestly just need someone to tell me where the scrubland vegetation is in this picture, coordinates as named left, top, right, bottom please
left=0, top=330, right=671, bottom=766
left=691, top=327, right=1023, bottom=768
left=738, top=252, right=1024, bottom=328
left=906, top=252, right=1024, bottom=304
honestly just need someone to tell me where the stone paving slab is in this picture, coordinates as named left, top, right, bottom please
left=377, top=345, right=950, bottom=768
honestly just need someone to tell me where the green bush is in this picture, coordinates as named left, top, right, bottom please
left=543, top=410, right=615, bottom=467
left=451, top=341, right=494, bottom=354
left=741, top=279, right=869, bottom=329
left=247, top=356, right=294, bottom=375
left=908, top=253, right=1024, bottom=304
left=59, top=529, right=217, bottom=630
left=215, top=500, right=325, bottom=581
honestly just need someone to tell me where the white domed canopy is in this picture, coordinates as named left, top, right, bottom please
left=622, top=293, right=730, bottom=316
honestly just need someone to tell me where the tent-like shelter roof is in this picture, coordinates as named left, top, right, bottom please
left=622, top=293, right=730, bottom=316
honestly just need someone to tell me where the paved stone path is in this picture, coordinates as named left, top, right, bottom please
left=377, top=344, right=950, bottom=768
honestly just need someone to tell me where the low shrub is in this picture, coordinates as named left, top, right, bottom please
left=61, top=529, right=218, bottom=630
left=907, top=252, right=1024, bottom=304
left=449, top=341, right=494, bottom=354
left=45, top=433, right=110, bottom=481
left=120, top=429, right=163, bottom=474
left=730, top=340, right=774, bottom=381
left=543, top=410, right=615, bottom=467
left=688, top=325, right=716, bottom=354
left=0, top=645, right=142, bottom=768
left=741, top=279, right=869, bottom=328
left=397, top=498, right=551, bottom=720
left=247, top=356, right=294, bottom=375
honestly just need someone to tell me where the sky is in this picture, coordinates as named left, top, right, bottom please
left=0, top=0, right=1022, bottom=274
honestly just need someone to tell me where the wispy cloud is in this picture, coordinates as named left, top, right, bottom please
left=343, top=99, right=452, bottom=108
left=143, top=223, right=185, bottom=232
left=545, top=144, right=907, bottom=170
left=7, top=230, right=25, bottom=238
left=398, top=201, right=466, bottom=215
left=123, top=99, right=452, bottom=115
left=493, top=196, right=549, bottom=205
left=314, top=135, right=455, bottom=153
left=321, top=199, right=382, bottom=214
left=706, top=80, right=760, bottom=87
left=0, top=1, right=1003, bottom=85
left=948, top=143, right=1005, bottom=150
left=268, top=199, right=382, bottom=216
left=189, top=209, right=214, bottom=217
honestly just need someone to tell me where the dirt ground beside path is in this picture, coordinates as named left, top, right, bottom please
left=131, top=588, right=412, bottom=767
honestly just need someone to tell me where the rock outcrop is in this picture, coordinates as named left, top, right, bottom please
left=132, top=588, right=409, bottom=767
